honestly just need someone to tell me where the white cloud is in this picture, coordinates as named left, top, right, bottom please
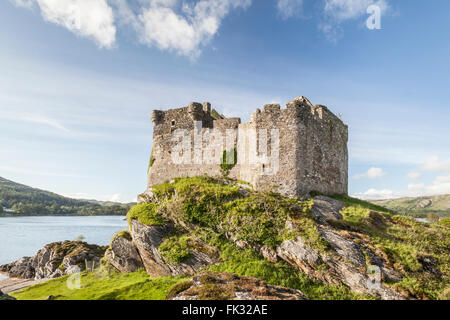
left=420, top=155, right=450, bottom=173
left=407, top=171, right=421, bottom=179
left=134, top=0, right=252, bottom=58
left=353, top=174, right=450, bottom=200
left=9, top=0, right=34, bottom=8
left=353, top=188, right=393, bottom=200
left=353, top=167, right=386, bottom=179
left=36, top=0, right=116, bottom=48
left=10, top=0, right=116, bottom=48
left=276, top=0, right=303, bottom=19
left=324, top=0, right=388, bottom=21
left=321, top=0, right=389, bottom=41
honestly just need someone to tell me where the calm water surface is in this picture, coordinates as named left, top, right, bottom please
left=0, top=216, right=127, bottom=266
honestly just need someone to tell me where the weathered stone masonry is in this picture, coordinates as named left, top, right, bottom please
left=145, top=96, right=348, bottom=199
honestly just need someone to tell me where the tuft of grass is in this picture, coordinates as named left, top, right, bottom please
left=11, top=269, right=188, bottom=300
left=158, top=234, right=192, bottom=264
left=126, top=203, right=169, bottom=228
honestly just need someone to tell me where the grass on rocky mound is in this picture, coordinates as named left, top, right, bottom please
left=329, top=194, right=450, bottom=300
left=200, top=232, right=369, bottom=300
left=11, top=269, right=188, bottom=300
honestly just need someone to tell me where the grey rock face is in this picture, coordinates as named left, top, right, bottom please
left=0, top=241, right=106, bottom=280
left=167, top=271, right=308, bottom=300
left=104, top=234, right=144, bottom=273
left=0, top=257, right=35, bottom=279
left=130, top=220, right=218, bottom=277
left=311, top=196, right=344, bottom=222
left=275, top=227, right=405, bottom=300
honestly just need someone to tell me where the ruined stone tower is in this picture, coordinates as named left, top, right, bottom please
left=144, top=96, right=348, bottom=199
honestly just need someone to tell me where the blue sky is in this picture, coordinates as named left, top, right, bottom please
left=1, top=0, right=450, bottom=202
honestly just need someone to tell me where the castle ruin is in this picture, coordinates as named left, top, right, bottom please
left=144, top=96, right=348, bottom=198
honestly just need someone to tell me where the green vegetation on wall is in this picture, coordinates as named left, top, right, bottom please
left=220, top=149, right=237, bottom=176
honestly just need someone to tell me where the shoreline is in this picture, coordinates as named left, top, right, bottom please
left=0, top=276, right=49, bottom=294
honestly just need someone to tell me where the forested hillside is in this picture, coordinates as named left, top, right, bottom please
left=0, top=177, right=133, bottom=216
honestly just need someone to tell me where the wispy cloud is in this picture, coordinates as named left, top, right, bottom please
left=0, top=111, right=70, bottom=132
left=420, top=156, right=450, bottom=173
left=321, top=0, right=389, bottom=42
left=354, top=156, right=450, bottom=199
left=353, top=167, right=386, bottom=179
left=353, top=175, right=450, bottom=200
left=276, top=0, right=303, bottom=19
left=0, top=165, right=81, bottom=178
left=323, top=0, right=388, bottom=21
left=9, top=0, right=34, bottom=9
left=407, top=171, right=421, bottom=180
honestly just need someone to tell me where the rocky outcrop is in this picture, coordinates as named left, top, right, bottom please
left=0, top=257, right=35, bottom=279
left=167, top=271, right=307, bottom=300
left=0, top=241, right=106, bottom=280
left=311, top=196, right=344, bottom=222
left=273, top=196, right=406, bottom=300
left=104, top=232, right=144, bottom=273
left=108, top=194, right=408, bottom=299
left=104, top=220, right=218, bottom=277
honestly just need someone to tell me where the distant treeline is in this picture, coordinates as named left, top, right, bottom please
left=0, top=177, right=134, bottom=216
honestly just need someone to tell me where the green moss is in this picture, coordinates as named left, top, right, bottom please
left=211, top=109, right=224, bottom=120
left=147, top=149, right=155, bottom=173
left=223, top=193, right=298, bottom=248
left=197, top=283, right=235, bottom=300
left=165, top=280, right=194, bottom=299
left=114, top=230, right=132, bottom=241
left=126, top=203, right=169, bottom=228
left=11, top=270, right=189, bottom=300
left=151, top=177, right=328, bottom=253
left=159, top=234, right=192, bottom=264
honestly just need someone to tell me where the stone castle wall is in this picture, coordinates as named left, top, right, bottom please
left=146, top=97, right=348, bottom=198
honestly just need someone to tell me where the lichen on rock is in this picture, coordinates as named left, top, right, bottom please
left=166, top=271, right=308, bottom=300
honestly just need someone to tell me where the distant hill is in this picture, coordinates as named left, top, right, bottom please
left=0, top=177, right=134, bottom=216
left=370, top=194, right=450, bottom=218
